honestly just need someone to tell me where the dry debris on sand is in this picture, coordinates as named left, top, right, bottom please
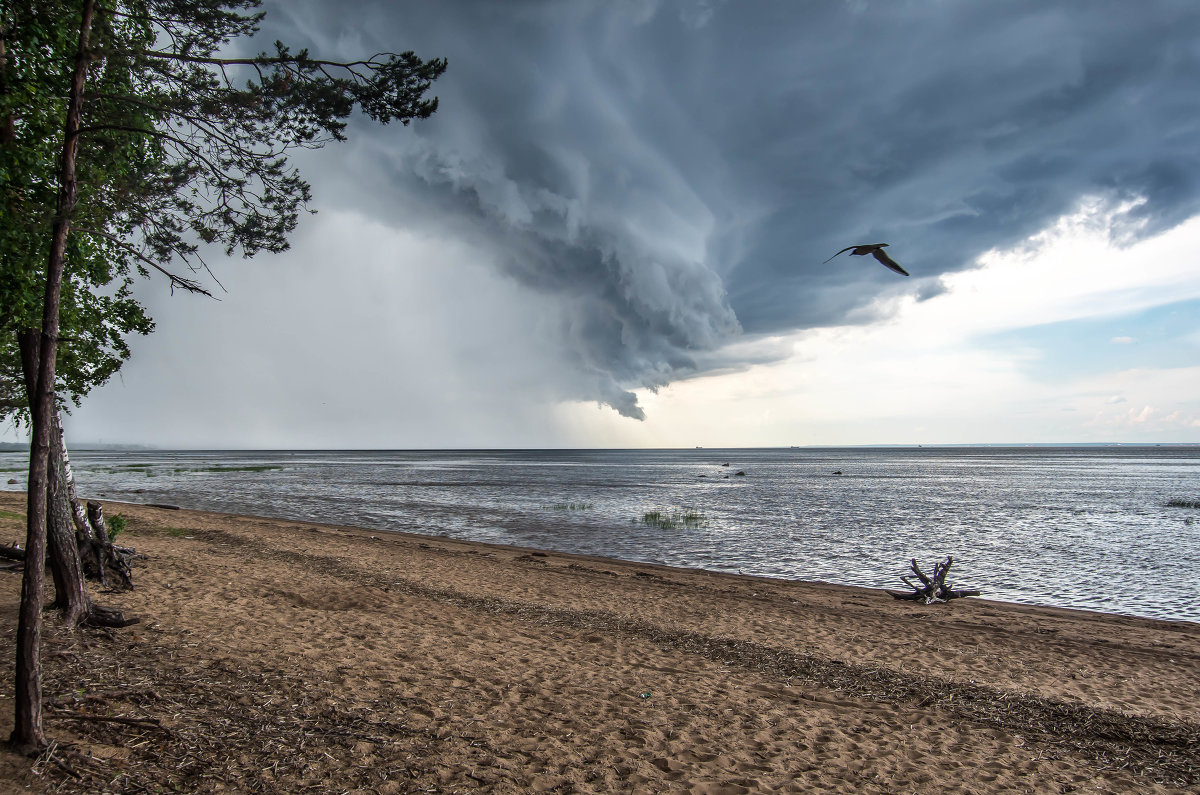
left=1, top=491, right=1198, bottom=793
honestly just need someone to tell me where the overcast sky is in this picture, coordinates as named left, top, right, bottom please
left=12, top=0, right=1200, bottom=447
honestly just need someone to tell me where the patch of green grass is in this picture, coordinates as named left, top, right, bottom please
left=163, top=527, right=190, bottom=538
left=107, top=514, right=127, bottom=542
left=547, top=502, right=594, bottom=511
left=1168, top=499, right=1200, bottom=509
left=0, top=510, right=25, bottom=521
left=638, top=509, right=707, bottom=530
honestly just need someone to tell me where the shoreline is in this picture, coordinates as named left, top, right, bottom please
left=7, top=488, right=1195, bottom=627
left=2, top=491, right=1199, bottom=792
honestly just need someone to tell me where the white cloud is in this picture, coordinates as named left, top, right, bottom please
left=561, top=201, right=1200, bottom=445
left=11, top=197, right=1194, bottom=449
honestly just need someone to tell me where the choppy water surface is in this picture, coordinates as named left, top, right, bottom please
left=3, top=447, right=1198, bottom=622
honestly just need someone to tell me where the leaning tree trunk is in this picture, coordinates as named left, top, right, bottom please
left=60, top=419, right=104, bottom=576
left=12, top=0, right=97, bottom=754
left=46, top=432, right=87, bottom=624
left=16, top=330, right=137, bottom=627
left=17, top=330, right=89, bottom=626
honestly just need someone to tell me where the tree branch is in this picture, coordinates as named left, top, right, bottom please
left=135, top=50, right=397, bottom=70
left=71, top=229, right=212, bottom=296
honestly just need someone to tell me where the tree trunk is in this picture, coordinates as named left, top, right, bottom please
left=12, top=0, right=96, bottom=754
left=17, top=331, right=89, bottom=626
left=47, top=434, right=87, bottom=624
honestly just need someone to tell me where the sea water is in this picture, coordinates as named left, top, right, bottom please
left=2, top=446, right=1197, bottom=622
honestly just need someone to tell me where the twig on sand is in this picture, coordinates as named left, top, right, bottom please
left=50, top=708, right=174, bottom=735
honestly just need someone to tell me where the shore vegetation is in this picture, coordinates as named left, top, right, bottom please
left=2, top=0, right=444, bottom=752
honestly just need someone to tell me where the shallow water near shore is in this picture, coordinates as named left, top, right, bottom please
left=3, top=446, right=1198, bottom=622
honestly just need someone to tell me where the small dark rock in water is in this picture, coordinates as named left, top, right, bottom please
left=6, top=478, right=16, bottom=485
left=133, top=488, right=146, bottom=493
left=721, top=462, right=730, bottom=467
left=734, top=471, right=746, bottom=476
left=832, top=470, right=843, bottom=475
left=698, top=474, right=707, bottom=477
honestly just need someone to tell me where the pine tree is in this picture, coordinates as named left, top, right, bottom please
left=3, top=0, right=445, bottom=751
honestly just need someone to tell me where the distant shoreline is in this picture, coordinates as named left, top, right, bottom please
left=4, top=442, right=1200, bottom=453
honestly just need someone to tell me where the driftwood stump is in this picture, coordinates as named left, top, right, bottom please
left=84, top=501, right=136, bottom=591
left=6, top=503, right=140, bottom=595
left=887, top=556, right=980, bottom=603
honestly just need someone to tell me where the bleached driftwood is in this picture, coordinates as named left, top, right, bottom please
left=887, top=556, right=980, bottom=603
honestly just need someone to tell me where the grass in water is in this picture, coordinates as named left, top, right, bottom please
left=121, top=464, right=154, bottom=469
left=197, top=465, right=283, bottom=473
left=639, top=509, right=708, bottom=530
left=548, top=502, right=594, bottom=511
left=1167, top=499, right=1200, bottom=509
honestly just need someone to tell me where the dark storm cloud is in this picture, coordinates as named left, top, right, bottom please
left=260, top=0, right=1200, bottom=418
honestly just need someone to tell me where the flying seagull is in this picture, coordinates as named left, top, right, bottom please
left=823, top=243, right=909, bottom=276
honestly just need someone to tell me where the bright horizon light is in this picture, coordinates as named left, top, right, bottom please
left=554, top=197, right=1200, bottom=448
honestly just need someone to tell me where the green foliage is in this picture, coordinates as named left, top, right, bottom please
left=0, top=510, right=25, bottom=521
left=106, top=512, right=127, bottom=541
left=0, top=0, right=445, bottom=421
left=70, top=0, right=447, bottom=270
left=1, top=0, right=155, bottom=421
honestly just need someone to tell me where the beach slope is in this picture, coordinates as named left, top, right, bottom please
left=1, top=491, right=1198, bottom=792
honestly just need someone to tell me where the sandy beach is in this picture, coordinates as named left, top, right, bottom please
left=0, top=489, right=1197, bottom=793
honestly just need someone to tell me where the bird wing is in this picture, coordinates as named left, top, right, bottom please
left=822, top=246, right=858, bottom=264
left=871, top=248, right=909, bottom=276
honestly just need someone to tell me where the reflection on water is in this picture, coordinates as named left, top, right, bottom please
left=3, top=446, right=1198, bottom=622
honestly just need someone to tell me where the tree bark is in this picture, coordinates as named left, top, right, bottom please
left=12, top=0, right=96, bottom=753
left=47, top=433, right=87, bottom=623
left=17, top=331, right=89, bottom=626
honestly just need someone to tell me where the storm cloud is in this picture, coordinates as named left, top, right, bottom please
left=252, top=0, right=1200, bottom=420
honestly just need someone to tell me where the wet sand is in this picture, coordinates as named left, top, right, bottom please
left=1, top=490, right=1198, bottom=792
